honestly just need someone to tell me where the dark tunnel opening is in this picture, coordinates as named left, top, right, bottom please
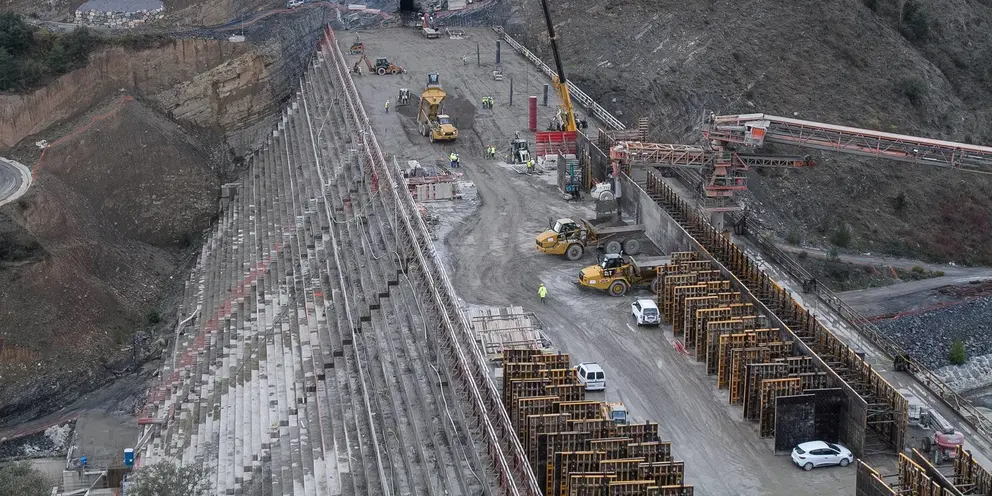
left=399, top=0, right=417, bottom=12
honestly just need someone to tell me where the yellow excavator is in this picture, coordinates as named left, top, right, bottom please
left=539, top=0, right=577, bottom=132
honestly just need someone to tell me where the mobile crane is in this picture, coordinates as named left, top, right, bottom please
left=539, top=0, right=577, bottom=132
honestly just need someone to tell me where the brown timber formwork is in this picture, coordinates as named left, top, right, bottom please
left=540, top=431, right=593, bottom=492
left=553, top=451, right=605, bottom=496
left=702, top=316, right=757, bottom=368
left=608, top=481, right=657, bottom=495
left=670, top=284, right=709, bottom=332
left=568, top=418, right=616, bottom=440
left=558, top=401, right=606, bottom=420
left=627, top=442, right=671, bottom=463
left=533, top=353, right=573, bottom=369
left=729, top=348, right=773, bottom=405
left=717, top=329, right=780, bottom=389
left=568, top=473, right=613, bottom=496
left=681, top=292, right=742, bottom=342
left=526, top=414, right=569, bottom=467
left=758, top=378, right=802, bottom=437
left=516, top=396, right=558, bottom=440
left=601, top=459, right=648, bottom=481
left=616, top=422, right=661, bottom=443
left=743, top=362, right=788, bottom=420
left=649, top=487, right=694, bottom=496
left=956, top=449, right=992, bottom=495
left=547, top=383, right=587, bottom=402
left=661, top=275, right=698, bottom=323
left=589, top=438, right=635, bottom=460
left=509, top=380, right=549, bottom=420
left=638, top=461, right=686, bottom=486
left=856, top=460, right=897, bottom=496
left=642, top=171, right=909, bottom=456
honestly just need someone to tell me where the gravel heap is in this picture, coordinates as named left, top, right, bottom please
left=875, top=296, right=992, bottom=370
left=0, top=422, right=74, bottom=460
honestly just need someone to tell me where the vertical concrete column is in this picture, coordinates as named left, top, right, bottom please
left=543, top=84, right=549, bottom=106
left=496, top=41, right=501, bottom=64
left=529, top=96, right=538, bottom=132
left=509, top=78, right=513, bottom=105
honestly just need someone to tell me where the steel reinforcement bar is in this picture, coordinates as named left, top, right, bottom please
left=740, top=226, right=992, bottom=447
left=492, top=26, right=626, bottom=132
left=320, top=25, right=543, bottom=496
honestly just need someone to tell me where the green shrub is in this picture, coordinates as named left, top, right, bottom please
left=0, top=462, right=49, bottom=496
left=911, top=265, right=925, bottom=274
left=147, top=311, right=162, bottom=325
left=785, top=229, right=802, bottom=245
left=898, top=76, right=925, bottom=106
left=893, top=191, right=908, bottom=213
left=901, top=1, right=931, bottom=43
left=830, top=224, right=852, bottom=248
left=934, top=270, right=945, bottom=276
left=948, top=339, right=967, bottom=365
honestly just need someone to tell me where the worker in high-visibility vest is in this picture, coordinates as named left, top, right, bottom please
left=538, top=283, right=548, bottom=304
left=449, top=152, right=459, bottom=168
left=526, top=158, right=535, bottom=172
left=384, top=98, right=389, bottom=113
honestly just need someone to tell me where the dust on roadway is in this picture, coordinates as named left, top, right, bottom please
left=341, top=27, right=880, bottom=495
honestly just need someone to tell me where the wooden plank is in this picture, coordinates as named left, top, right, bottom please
left=729, top=347, right=771, bottom=405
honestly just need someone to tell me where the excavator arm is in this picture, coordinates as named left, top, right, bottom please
left=539, top=0, right=577, bottom=132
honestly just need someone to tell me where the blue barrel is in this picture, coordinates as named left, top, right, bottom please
left=123, top=448, right=135, bottom=467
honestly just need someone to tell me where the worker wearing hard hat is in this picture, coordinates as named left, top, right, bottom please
left=449, top=152, right=459, bottom=168
left=526, top=158, right=535, bottom=172
left=538, top=283, right=548, bottom=304
left=487, top=145, right=496, bottom=159
left=384, top=98, right=389, bottom=113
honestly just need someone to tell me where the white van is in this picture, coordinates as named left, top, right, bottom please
left=574, top=362, right=606, bottom=391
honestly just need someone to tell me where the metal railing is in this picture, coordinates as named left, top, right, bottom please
left=491, top=26, right=626, bottom=132
left=321, top=25, right=542, bottom=496
left=736, top=217, right=992, bottom=446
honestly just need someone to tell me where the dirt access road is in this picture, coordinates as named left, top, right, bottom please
left=342, top=27, right=873, bottom=496
left=0, top=158, right=31, bottom=208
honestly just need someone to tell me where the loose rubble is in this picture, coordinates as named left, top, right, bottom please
left=875, top=296, right=992, bottom=381
left=0, top=421, right=74, bottom=460
left=74, top=0, right=164, bottom=28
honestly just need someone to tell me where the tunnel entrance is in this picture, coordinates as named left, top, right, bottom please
left=399, top=0, right=416, bottom=12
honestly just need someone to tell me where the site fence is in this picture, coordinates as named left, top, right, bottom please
left=738, top=221, right=992, bottom=446
left=321, top=25, right=542, bottom=496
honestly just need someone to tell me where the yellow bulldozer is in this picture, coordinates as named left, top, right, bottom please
left=577, top=253, right=670, bottom=297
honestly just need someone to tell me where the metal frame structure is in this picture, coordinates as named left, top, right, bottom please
left=323, top=26, right=542, bottom=496
left=705, top=113, right=992, bottom=174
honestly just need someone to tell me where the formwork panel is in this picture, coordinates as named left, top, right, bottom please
left=717, top=333, right=750, bottom=390
left=588, top=438, right=634, bottom=460
left=600, top=458, right=647, bottom=481
left=516, top=396, right=558, bottom=438
left=547, top=383, right=587, bottom=402
left=678, top=295, right=717, bottom=336
left=558, top=401, right=606, bottom=420
left=553, top=451, right=605, bottom=496
left=568, top=473, right=613, bottom=496
left=510, top=380, right=550, bottom=423
left=638, top=461, right=686, bottom=486
left=534, top=353, right=572, bottom=369
left=608, top=480, right=656, bottom=495
left=616, top=422, right=660, bottom=443
left=729, top=347, right=772, bottom=405
left=856, top=460, right=897, bottom=496
left=627, top=441, right=669, bottom=463
left=568, top=418, right=616, bottom=440
left=526, top=413, right=569, bottom=467
left=743, top=363, right=788, bottom=420
left=672, top=284, right=709, bottom=333
left=540, top=431, right=593, bottom=492
left=759, top=378, right=802, bottom=437
left=662, top=275, right=698, bottom=323
left=651, top=487, right=694, bottom=496
left=505, top=349, right=543, bottom=364
left=956, top=449, right=992, bottom=496
left=704, top=318, right=755, bottom=370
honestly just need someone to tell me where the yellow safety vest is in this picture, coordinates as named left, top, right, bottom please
left=538, top=286, right=547, bottom=297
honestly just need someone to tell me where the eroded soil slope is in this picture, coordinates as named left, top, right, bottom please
left=506, top=0, right=992, bottom=264
left=0, top=97, right=218, bottom=425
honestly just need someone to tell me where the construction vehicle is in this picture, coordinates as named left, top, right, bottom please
left=509, top=138, right=530, bottom=164
left=577, top=253, right=669, bottom=297
left=352, top=53, right=404, bottom=76
left=397, top=88, right=411, bottom=106
left=417, top=73, right=458, bottom=143
left=918, top=409, right=964, bottom=464
left=538, top=0, right=577, bottom=132
left=536, top=218, right=644, bottom=261
left=348, top=37, right=364, bottom=54
left=602, top=403, right=628, bottom=425
left=421, top=12, right=440, bottom=39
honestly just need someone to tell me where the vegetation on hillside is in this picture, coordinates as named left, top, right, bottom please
left=0, top=12, right=96, bottom=92
left=0, top=462, right=50, bottom=496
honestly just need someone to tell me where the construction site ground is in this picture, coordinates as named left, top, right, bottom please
left=343, top=26, right=891, bottom=496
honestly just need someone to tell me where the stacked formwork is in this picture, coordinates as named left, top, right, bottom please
left=653, top=253, right=835, bottom=442
left=640, top=171, right=907, bottom=457
left=857, top=448, right=992, bottom=496
left=501, top=350, right=694, bottom=496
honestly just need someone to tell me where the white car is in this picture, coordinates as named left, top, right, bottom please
left=574, top=362, right=606, bottom=391
left=791, top=441, right=854, bottom=471
left=631, top=299, right=660, bottom=326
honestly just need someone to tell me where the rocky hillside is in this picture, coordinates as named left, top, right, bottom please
left=505, top=0, right=992, bottom=265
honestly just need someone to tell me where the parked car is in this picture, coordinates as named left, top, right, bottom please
left=791, top=441, right=854, bottom=471
left=574, top=362, right=606, bottom=391
left=631, top=298, right=660, bottom=326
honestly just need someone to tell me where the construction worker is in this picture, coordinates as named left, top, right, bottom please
left=384, top=98, right=389, bottom=113
left=538, top=283, right=547, bottom=304
left=526, top=158, right=535, bottom=173
left=449, top=152, right=459, bottom=168
left=487, top=145, right=495, bottom=159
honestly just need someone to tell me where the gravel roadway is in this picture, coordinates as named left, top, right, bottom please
left=0, top=157, right=31, bottom=208
left=342, top=26, right=877, bottom=496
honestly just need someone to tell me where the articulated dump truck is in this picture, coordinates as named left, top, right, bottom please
left=417, top=73, right=458, bottom=143
left=536, top=218, right=645, bottom=261
left=577, top=253, right=670, bottom=297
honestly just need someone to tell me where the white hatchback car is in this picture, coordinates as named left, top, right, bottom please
left=631, top=299, right=660, bottom=326
left=574, top=362, right=606, bottom=391
left=791, top=441, right=854, bottom=471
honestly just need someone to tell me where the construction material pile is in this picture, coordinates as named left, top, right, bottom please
left=74, top=0, right=165, bottom=28
left=501, top=349, right=693, bottom=496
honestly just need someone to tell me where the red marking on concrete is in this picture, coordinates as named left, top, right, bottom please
left=33, top=95, right=134, bottom=181
left=672, top=340, right=690, bottom=356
